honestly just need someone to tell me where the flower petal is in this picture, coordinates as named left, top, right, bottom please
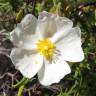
left=10, top=48, right=43, bottom=78
left=37, top=11, right=57, bottom=38
left=38, top=56, right=71, bottom=86
left=38, top=11, right=73, bottom=41
left=10, top=14, right=41, bottom=49
left=56, top=27, right=84, bottom=62
left=38, top=11, right=73, bottom=40
left=50, top=16, right=73, bottom=43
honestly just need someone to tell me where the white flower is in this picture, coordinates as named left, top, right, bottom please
left=10, top=11, right=84, bottom=86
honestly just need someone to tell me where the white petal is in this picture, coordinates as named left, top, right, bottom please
left=38, top=11, right=73, bottom=41
left=38, top=11, right=73, bottom=43
left=10, top=14, right=41, bottom=49
left=50, top=16, right=73, bottom=43
left=10, top=24, right=22, bottom=45
left=56, top=27, right=84, bottom=62
left=38, top=56, right=71, bottom=86
left=21, top=14, right=37, bottom=34
left=37, top=11, right=57, bottom=38
left=10, top=48, right=43, bottom=78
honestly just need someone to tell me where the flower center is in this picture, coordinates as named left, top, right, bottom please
left=37, top=39, right=56, bottom=61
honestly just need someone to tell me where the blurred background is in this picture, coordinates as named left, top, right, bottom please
left=0, top=0, right=96, bottom=96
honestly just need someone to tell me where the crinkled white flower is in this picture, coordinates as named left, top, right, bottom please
left=10, top=11, right=84, bottom=86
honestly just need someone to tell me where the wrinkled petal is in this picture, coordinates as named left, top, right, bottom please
left=10, top=14, right=41, bottom=50
left=38, top=56, right=71, bottom=86
left=10, top=24, right=22, bottom=45
left=38, top=11, right=73, bottom=39
left=56, top=27, right=84, bottom=62
left=21, top=14, right=37, bottom=34
left=37, top=11, right=57, bottom=38
left=10, top=48, right=43, bottom=78
left=51, top=16, right=73, bottom=43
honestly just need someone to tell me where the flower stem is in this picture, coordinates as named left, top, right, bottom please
left=12, top=77, right=32, bottom=96
left=12, top=77, right=27, bottom=88
left=17, top=85, right=25, bottom=96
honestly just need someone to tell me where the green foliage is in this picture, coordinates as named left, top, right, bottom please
left=0, top=0, right=96, bottom=96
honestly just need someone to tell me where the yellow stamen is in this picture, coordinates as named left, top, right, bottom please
left=37, top=39, right=56, bottom=60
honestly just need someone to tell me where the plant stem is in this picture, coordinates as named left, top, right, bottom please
left=17, top=85, right=25, bottom=96
left=12, top=77, right=27, bottom=88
